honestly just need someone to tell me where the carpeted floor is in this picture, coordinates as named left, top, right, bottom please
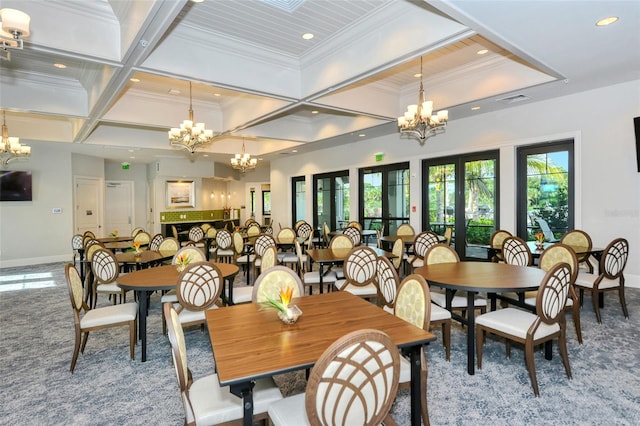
left=1, top=261, right=639, bottom=425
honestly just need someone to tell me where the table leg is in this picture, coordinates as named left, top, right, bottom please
left=227, top=276, right=236, bottom=306
left=409, top=345, right=422, bottom=426
left=138, top=290, right=150, bottom=362
left=230, top=381, right=255, bottom=426
left=318, top=263, right=324, bottom=295
left=466, top=291, right=478, bottom=374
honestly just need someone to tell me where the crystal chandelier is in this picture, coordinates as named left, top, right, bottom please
left=1, top=111, right=31, bottom=167
left=168, top=81, right=214, bottom=153
left=397, top=57, right=449, bottom=145
left=230, top=139, right=257, bottom=173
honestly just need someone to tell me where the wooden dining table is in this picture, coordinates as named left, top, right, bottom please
left=117, top=262, right=239, bottom=362
left=206, top=291, right=436, bottom=426
left=414, top=261, right=547, bottom=375
left=379, top=233, right=446, bottom=250
left=115, top=249, right=176, bottom=270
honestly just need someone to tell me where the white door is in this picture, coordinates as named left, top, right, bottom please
left=105, top=181, right=134, bottom=237
left=74, top=177, right=103, bottom=236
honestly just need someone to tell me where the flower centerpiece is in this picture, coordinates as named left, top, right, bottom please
left=534, top=232, right=545, bottom=249
left=262, top=286, right=302, bottom=325
left=110, top=230, right=118, bottom=238
left=175, top=253, right=191, bottom=272
left=131, top=240, right=142, bottom=256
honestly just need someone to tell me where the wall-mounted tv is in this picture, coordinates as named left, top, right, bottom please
left=0, top=170, right=33, bottom=201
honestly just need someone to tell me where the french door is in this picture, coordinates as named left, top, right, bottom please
left=359, top=162, right=410, bottom=235
left=313, top=170, right=349, bottom=232
left=422, top=150, right=499, bottom=260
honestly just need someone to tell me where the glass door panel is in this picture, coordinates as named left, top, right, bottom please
left=359, top=163, right=409, bottom=237
left=313, top=171, right=349, bottom=232
left=463, top=159, right=497, bottom=258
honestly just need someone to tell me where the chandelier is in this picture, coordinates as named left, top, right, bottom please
left=0, top=8, right=31, bottom=61
left=397, top=57, right=448, bottom=145
left=230, top=139, right=257, bottom=173
left=1, top=111, right=31, bottom=167
left=168, top=81, right=214, bottom=153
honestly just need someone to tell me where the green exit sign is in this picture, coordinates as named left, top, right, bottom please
left=375, top=153, right=384, bottom=162
left=121, top=162, right=130, bottom=170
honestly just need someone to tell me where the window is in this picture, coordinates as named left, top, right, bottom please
left=291, top=176, right=306, bottom=224
left=517, top=140, right=574, bottom=240
left=313, top=170, right=349, bottom=231
left=359, top=162, right=409, bottom=234
left=422, top=150, right=499, bottom=260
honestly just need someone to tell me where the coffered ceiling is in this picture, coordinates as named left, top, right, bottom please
left=0, top=0, right=638, bottom=168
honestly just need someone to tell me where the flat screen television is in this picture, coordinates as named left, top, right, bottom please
left=0, top=170, right=32, bottom=201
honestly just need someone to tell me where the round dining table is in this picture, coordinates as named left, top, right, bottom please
left=117, top=262, right=239, bottom=362
left=414, top=261, right=546, bottom=375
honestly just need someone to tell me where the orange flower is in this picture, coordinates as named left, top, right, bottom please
left=176, top=253, right=191, bottom=266
left=279, top=286, right=294, bottom=307
left=535, top=232, right=544, bottom=243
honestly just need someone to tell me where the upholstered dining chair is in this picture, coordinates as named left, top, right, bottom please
left=233, top=230, right=253, bottom=278
left=575, top=237, right=629, bottom=324
left=65, top=263, right=137, bottom=373
left=83, top=230, right=96, bottom=239
left=376, top=256, right=400, bottom=314
left=489, top=229, right=512, bottom=262
left=443, top=226, right=453, bottom=246
left=164, top=303, right=283, bottom=425
left=525, top=243, right=582, bottom=343
left=295, top=239, right=337, bottom=295
left=408, top=231, right=441, bottom=271
left=253, top=234, right=277, bottom=278
left=296, top=222, right=313, bottom=240
left=214, top=229, right=234, bottom=263
left=333, top=246, right=379, bottom=301
left=328, top=234, right=354, bottom=279
left=267, top=329, right=400, bottom=426
left=91, top=248, right=129, bottom=307
left=425, top=244, right=487, bottom=317
left=342, top=225, right=362, bottom=246
left=396, top=223, right=415, bottom=236
left=394, top=274, right=432, bottom=425
left=476, top=263, right=573, bottom=396
left=71, top=234, right=83, bottom=266
left=170, top=261, right=223, bottom=331
left=346, top=220, right=362, bottom=231
left=502, top=236, right=533, bottom=267
left=131, top=227, right=144, bottom=237
left=133, top=230, right=151, bottom=247
left=149, top=233, right=164, bottom=251
left=277, top=227, right=296, bottom=242
left=181, top=226, right=205, bottom=248
left=246, top=222, right=261, bottom=237
left=231, top=246, right=279, bottom=305
left=161, top=247, right=207, bottom=334
left=252, top=265, right=304, bottom=304
left=560, top=229, right=594, bottom=273
left=391, top=236, right=405, bottom=276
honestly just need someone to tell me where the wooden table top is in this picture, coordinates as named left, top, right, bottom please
left=415, top=261, right=546, bottom=293
left=115, top=249, right=175, bottom=264
left=97, top=236, right=133, bottom=243
left=103, top=241, right=137, bottom=250
left=117, top=262, right=239, bottom=291
left=306, top=246, right=393, bottom=263
left=206, top=291, right=436, bottom=386
left=379, top=234, right=446, bottom=245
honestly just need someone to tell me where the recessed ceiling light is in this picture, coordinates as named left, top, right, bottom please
left=596, top=16, right=618, bottom=26
left=477, top=49, right=489, bottom=55
left=292, top=150, right=298, bottom=153
left=214, top=93, right=221, bottom=97
left=129, top=156, right=135, bottom=159
left=53, top=63, right=66, bottom=69
left=203, top=154, right=209, bottom=157
left=359, top=134, right=366, bottom=137
left=130, top=78, right=140, bottom=83
left=258, top=157, right=263, bottom=161
left=471, top=106, right=481, bottom=111
left=311, top=110, right=319, bottom=114
left=128, top=149, right=135, bottom=153
left=413, top=73, right=422, bottom=78
left=168, top=89, right=181, bottom=95
left=191, top=0, right=204, bottom=3
left=302, top=33, right=314, bottom=40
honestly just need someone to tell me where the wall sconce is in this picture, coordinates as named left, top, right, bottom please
left=210, top=191, right=214, bottom=199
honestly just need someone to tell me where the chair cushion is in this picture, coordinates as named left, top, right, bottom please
left=575, top=272, right=620, bottom=290
left=267, top=393, right=309, bottom=426
left=236, top=254, right=255, bottom=264
left=398, top=355, right=411, bottom=384
left=430, top=304, right=452, bottom=321
left=303, top=271, right=336, bottom=285
left=96, top=282, right=123, bottom=293
left=430, top=290, right=487, bottom=308
left=81, top=302, right=137, bottom=328
left=161, top=293, right=178, bottom=303
left=343, top=282, right=377, bottom=297
left=231, top=286, right=253, bottom=304
left=217, top=249, right=234, bottom=257
left=191, top=375, right=283, bottom=425
left=174, top=304, right=218, bottom=325
left=475, top=308, right=560, bottom=340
